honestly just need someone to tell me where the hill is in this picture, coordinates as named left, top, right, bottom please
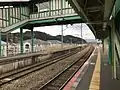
left=2, top=31, right=86, bottom=44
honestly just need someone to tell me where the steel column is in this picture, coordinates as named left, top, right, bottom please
left=61, top=25, right=63, bottom=48
left=108, top=30, right=112, bottom=65
left=61, top=0, right=63, bottom=14
left=20, top=28, right=23, bottom=54
left=31, top=27, right=35, bottom=63
left=31, top=27, right=34, bottom=53
left=0, top=31, right=1, bottom=56
left=6, top=33, right=9, bottom=56
left=111, top=19, right=117, bottom=79
left=102, top=40, right=104, bottom=53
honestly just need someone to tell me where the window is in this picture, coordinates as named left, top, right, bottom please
left=25, top=44, right=29, bottom=49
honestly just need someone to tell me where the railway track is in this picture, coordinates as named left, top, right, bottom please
left=35, top=46, right=94, bottom=90
left=0, top=46, right=82, bottom=86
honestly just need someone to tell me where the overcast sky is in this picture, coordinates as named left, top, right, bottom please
left=12, top=23, right=95, bottom=39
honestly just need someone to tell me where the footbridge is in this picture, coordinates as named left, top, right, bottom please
left=0, top=0, right=81, bottom=33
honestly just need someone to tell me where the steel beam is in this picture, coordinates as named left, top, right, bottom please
left=104, top=0, right=116, bottom=21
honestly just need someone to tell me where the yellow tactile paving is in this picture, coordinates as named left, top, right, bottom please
left=89, top=47, right=100, bottom=90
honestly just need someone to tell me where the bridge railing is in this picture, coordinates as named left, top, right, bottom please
left=30, top=8, right=75, bottom=19
left=0, top=6, right=29, bottom=29
left=0, top=0, right=77, bottom=32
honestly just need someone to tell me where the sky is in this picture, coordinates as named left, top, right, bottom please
left=12, top=23, right=95, bottom=40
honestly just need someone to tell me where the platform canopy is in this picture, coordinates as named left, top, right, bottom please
left=67, top=0, right=116, bottom=39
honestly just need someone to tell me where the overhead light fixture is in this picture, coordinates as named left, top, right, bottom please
left=109, top=15, right=113, bottom=20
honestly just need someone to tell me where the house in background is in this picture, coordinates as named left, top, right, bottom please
left=47, top=40, right=62, bottom=46
left=16, top=39, right=49, bottom=53
left=7, top=43, right=17, bottom=56
left=1, top=41, right=7, bottom=57
left=5, top=39, right=63, bottom=55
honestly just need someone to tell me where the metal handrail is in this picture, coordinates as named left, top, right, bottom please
left=29, top=8, right=75, bottom=19
left=30, top=8, right=73, bottom=14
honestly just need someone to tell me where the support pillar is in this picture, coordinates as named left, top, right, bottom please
left=108, top=30, right=112, bottom=65
left=102, top=40, right=104, bottom=53
left=61, top=25, right=63, bottom=48
left=6, top=33, right=9, bottom=56
left=31, top=27, right=35, bottom=63
left=31, top=27, right=34, bottom=53
left=20, top=28, right=23, bottom=54
left=0, top=31, right=1, bottom=57
left=111, top=19, right=117, bottom=79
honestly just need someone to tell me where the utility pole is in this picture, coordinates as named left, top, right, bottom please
left=81, top=23, right=83, bottom=45
left=70, top=38, right=72, bottom=44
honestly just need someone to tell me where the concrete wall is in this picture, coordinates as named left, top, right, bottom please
left=0, top=54, right=50, bottom=74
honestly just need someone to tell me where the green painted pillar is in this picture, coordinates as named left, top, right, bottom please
left=61, top=0, right=63, bottom=14
left=31, top=28, right=34, bottom=53
left=111, top=19, right=117, bottom=79
left=61, top=25, right=63, bottom=48
left=20, top=28, right=23, bottom=54
left=108, top=30, right=112, bottom=65
left=6, top=33, right=9, bottom=56
left=0, top=31, right=1, bottom=57
left=102, top=40, right=104, bottom=53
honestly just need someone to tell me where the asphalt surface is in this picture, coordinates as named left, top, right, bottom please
left=76, top=49, right=98, bottom=90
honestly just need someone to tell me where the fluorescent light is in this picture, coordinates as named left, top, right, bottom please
left=109, top=15, right=113, bottom=20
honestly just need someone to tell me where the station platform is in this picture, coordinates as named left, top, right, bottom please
left=63, top=46, right=120, bottom=90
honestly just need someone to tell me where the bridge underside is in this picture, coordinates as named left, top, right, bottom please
left=0, top=0, right=83, bottom=33
left=23, top=15, right=82, bottom=29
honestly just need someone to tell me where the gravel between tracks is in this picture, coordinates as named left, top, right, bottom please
left=0, top=47, right=89, bottom=90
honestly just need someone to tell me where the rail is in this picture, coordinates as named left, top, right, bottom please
left=38, top=46, right=94, bottom=90
left=0, top=46, right=83, bottom=86
left=0, top=46, right=83, bottom=75
left=0, top=46, right=82, bottom=64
